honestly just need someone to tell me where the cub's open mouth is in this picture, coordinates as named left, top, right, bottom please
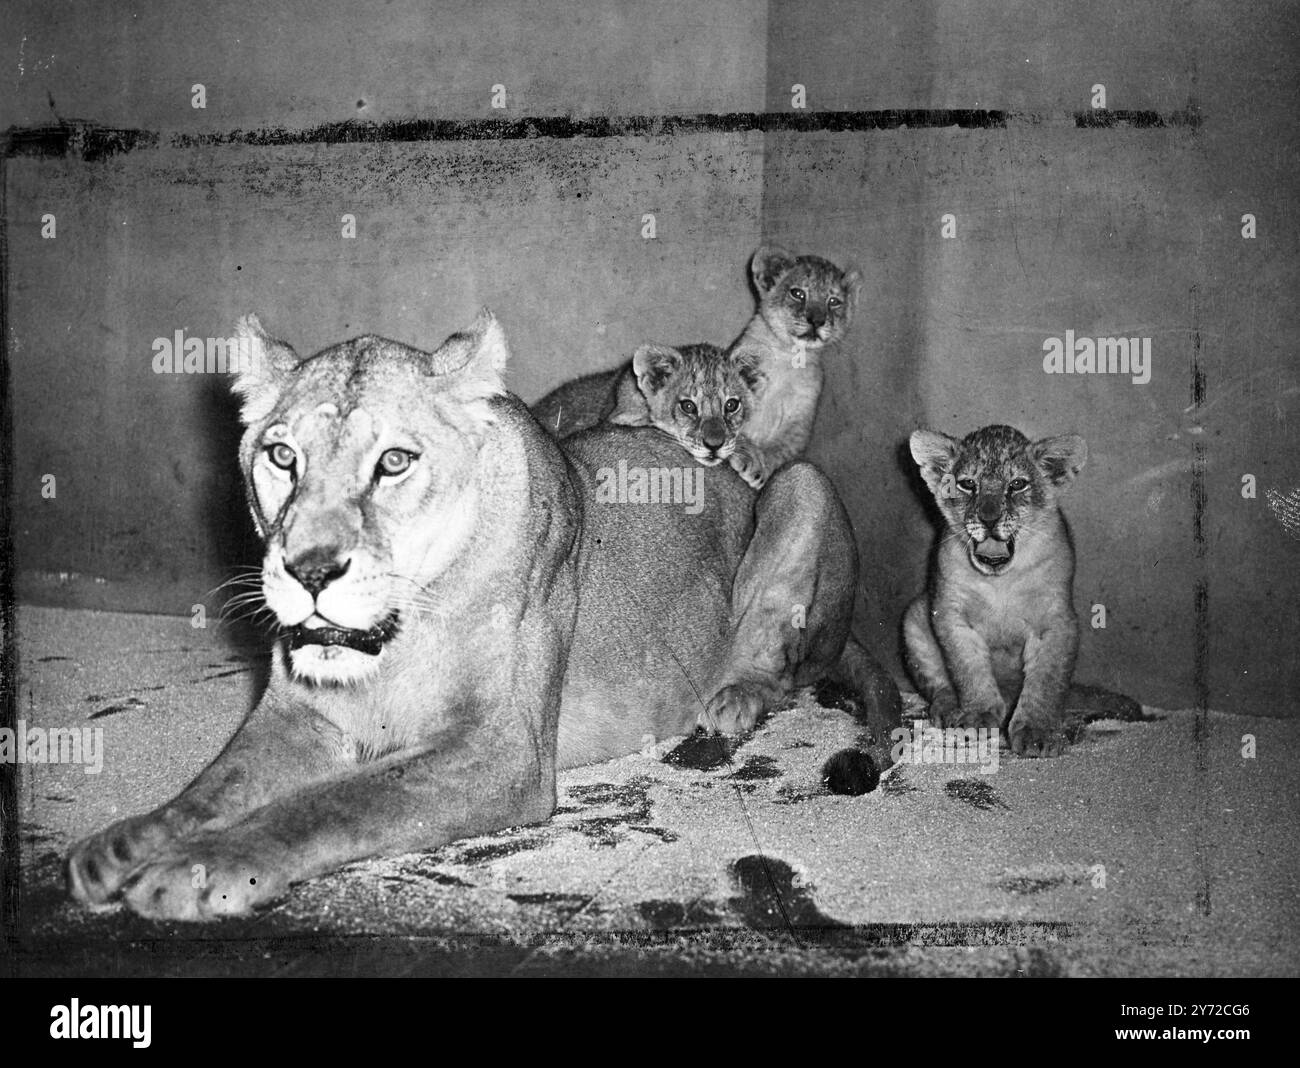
left=970, top=536, right=1015, bottom=571
left=287, top=611, right=400, bottom=656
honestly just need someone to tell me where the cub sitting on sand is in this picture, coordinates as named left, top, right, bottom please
left=903, top=424, right=1140, bottom=758
left=530, top=246, right=861, bottom=489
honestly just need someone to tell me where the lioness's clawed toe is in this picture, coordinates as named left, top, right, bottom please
left=67, top=814, right=178, bottom=908
left=699, top=683, right=766, bottom=735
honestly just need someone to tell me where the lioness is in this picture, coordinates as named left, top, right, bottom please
left=903, top=424, right=1139, bottom=758
left=66, top=310, right=900, bottom=920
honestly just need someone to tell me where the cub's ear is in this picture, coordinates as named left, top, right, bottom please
left=426, top=307, right=510, bottom=404
left=631, top=343, right=682, bottom=396
left=909, top=429, right=960, bottom=496
left=840, top=266, right=864, bottom=309
left=231, top=314, right=300, bottom=424
left=1031, top=434, right=1088, bottom=490
left=751, top=246, right=796, bottom=296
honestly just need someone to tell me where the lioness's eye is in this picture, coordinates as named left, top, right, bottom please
left=1009, top=477, right=1030, bottom=493
left=376, top=449, right=415, bottom=478
left=789, top=287, right=806, bottom=302
left=724, top=397, right=741, bottom=414
left=678, top=399, right=698, bottom=416
left=956, top=477, right=976, bottom=493
left=266, top=443, right=297, bottom=471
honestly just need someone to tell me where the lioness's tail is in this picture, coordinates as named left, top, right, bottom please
left=811, top=635, right=905, bottom=794
left=1064, top=682, right=1148, bottom=729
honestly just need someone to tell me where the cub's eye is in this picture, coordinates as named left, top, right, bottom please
left=1008, top=477, right=1030, bottom=493
left=678, top=399, right=698, bottom=416
left=376, top=448, right=416, bottom=478
left=828, top=296, right=842, bottom=308
left=956, top=477, right=977, bottom=493
left=266, top=443, right=297, bottom=471
left=789, top=287, right=806, bottom=302
left=724, top=397, right=741, bottom=414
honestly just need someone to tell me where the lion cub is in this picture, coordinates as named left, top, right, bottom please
left=903, top=424, right=1089, bottom=757
left=529, top=247, right=860, bottom=489
left=723, top=246, right=861, bottom=488
left=607, top=342, right=762, bottom=468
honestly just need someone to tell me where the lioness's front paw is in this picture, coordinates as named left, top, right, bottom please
left=1008, top=710, right=1069, bottom=758
left=701, top=683, right=765, bottom=734
left=67, top=814, right=179, bottom=909
left=119, top=832, right=287, bottom=922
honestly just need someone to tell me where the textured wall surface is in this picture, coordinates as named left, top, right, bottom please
left=4, top=1, right=1297, bottom=715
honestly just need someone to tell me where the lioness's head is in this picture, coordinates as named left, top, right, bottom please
left=751, top=246, right=862, bottom=348
left=909, top=424, right=1087, bottom=577
left=230, top=309, right=508, bottom=685
left=628, top=342, right=763, bottom=466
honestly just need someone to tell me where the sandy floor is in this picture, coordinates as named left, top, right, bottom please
left=10, top=606, right=1300, bottom=976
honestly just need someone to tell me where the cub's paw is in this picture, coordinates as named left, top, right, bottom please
left=1008, top=710, right=1069, bottom=758
left=118, top=831, right=288, bottom=922
left=67, top=814, right=179, bottom=909
left=927, top=690, right=960, bottom=726
left=955, top=701, right=1006, bottom=731
left=728, top=447, right=768, bottom=490
left=700, top=683, right=765, bottom=734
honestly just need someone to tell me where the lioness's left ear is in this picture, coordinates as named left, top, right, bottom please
left=231, top=314, right=301, bottom=424
left=1031, top=434, right=1088, bottom=489
left=426, top=307, right=510, bottom=403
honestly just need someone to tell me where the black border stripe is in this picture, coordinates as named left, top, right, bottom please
left=0, top=105, right=1201, bottom=161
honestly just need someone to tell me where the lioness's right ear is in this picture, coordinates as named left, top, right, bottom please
left=751, top=246, right=796, bottom=295
left=631, top=344, right=681, bottom=396
left=909, top=430, right=960, bottom=496
left=232, top=314, right=300, bottom=424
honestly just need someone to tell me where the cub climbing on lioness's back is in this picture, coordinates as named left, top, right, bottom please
left=903, top=424, right=1141, bottom=758
left=605, top=342, right=763, bottom=469
left=722, top=246, right=860, bottom=488
left=529, top=246, right=861, bottom=489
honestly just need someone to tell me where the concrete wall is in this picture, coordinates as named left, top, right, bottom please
left=4, top=1, right=1297, bottom=714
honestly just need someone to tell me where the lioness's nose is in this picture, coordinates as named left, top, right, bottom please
left=285, top=552, right=351, bottom=596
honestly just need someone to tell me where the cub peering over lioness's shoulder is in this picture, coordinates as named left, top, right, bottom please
left=65, top=309, right=901, bottom=921
left=904, top=424, right=1141, bottom=758
left=531, top=247, right=861, bottom=488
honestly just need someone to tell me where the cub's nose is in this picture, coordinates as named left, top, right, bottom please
left=285, top=552, right=351, bottom=596
left=976, top=496, right=1002, bottom=525
left=806, top=308, right=826, bottom=329
left=700, top=418, right=727, bottom=451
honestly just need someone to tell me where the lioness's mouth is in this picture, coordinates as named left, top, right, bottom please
left=970, top=536, right=1015, bottom=573
left=287, top=611, right=401, bottom=656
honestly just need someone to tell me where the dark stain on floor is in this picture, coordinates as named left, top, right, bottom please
left=882, top=770, right=918, bottom=796
left=89, top=696, right=147, bottom=719
left=944, top=778, right=1009, bottom=811
left=727, top=756, right=781, bottom=781
left=450, top=836, right=547, bottom=865
left=563, top=776, right=662, bottom=846
left=728, top=854, right=845, bottom=932
left=637, top=898, right=722, bottom=929
left=662, top=732, right=736, bottom=771
left=508, top=892, right=590, bottom=912
left=998, top=873, right=1070, bottom=895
